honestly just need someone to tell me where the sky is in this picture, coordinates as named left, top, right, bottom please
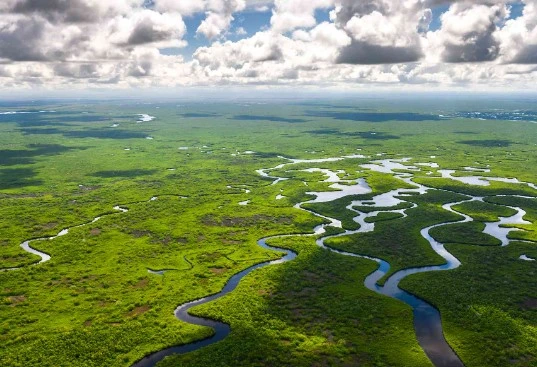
left=0, top=0, right=536, bottom=97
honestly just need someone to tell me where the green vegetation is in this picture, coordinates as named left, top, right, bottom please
left=486, top=196, right=537, bottom=242
left=1, top=99, right=536, bottom=367
left=162, top=236, right=432, bottom=367
left=401, top=241, right=537, bottom=367
left=301, top=171, right=415, bottom=230
left=413, top=177, right=537, bottom=198
left=364, top=211, right=404, bottom=223
left=324, top=189, right=468, bottom=281
left=365, top=171, right=415, bottom=193
left=302, top=197, right=360, bottom=230
left=353, top=202, right=414, bottom=213
left=453, top=200, right=518, bottom=222
left=429, top=222, right=501, bottom=246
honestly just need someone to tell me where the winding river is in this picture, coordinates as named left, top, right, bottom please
left=293, top=164, right=474, bottom=367
left=132, top=237, right=297, bottom=367
left=1, top=206, right=127, bottom=272
left=307, top=198, right=477, bottom=367
left=4, top=155, right=535, bottom=367
left=1, top=197, right=181, bottom=272
left=131, top=157, right=469, bottom=366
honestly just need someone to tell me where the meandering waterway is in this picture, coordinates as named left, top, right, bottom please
left=4, top=154, right=534, bottom=367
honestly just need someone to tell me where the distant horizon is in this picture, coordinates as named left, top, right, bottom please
left=1, top=82, right=536, bottom=367
left=1, top=1, right=536, bottom=94
left=2, top=88, right=537, bottom=102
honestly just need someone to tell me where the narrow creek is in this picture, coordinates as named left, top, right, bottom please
left=1, top=206, right=127, bottom=272
left=131, top=237, right=297, bottom=367
left=296, top=159, right=534, bottom=367
left=306, top=198, right=475, bottom=367
left=1, top=197, right=181, bottom=272
left=130, top=156, right=534, bottom=366
left=4, top=156, right=534, bottom=367
left=295, top=173, right=472, bottom=366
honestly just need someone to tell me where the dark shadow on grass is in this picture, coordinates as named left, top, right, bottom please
left=348, top=132, right=400, bottom=140
left=251, top=152, right=287, bottom=159
left=40, top=115, right=110, bottom=123
left=0, top=168, right=43, bottom=189
left=453, top=131, right=480, bottom=135
left=231, top=115, right=307, bottom=123
left=14, top=120, right=71, bottom=127
left=64, top=129, right=148, bottom=139
left=179, top=113, right=221, bottom=118
left=0, top=112, right=111, bottom=126
left=306, top=129, right=400, bottom=140
left=293, top=102, right=376, bottom=110
left=305, top=129, right=340, bottom=135
left=305, top=110, right=442, bottom=122
left=19, top=128, right=64, bottom=135
left=458, top=140, right=512, bottom=147
left=0, top=144, right=84, bottom=166
left=0, top=151, right=35, bottom=166
left=92, top=169, right=158, bottom=178
left=0, top=111, right=57, bottom=124
left=20, top=127, right=148, bottom=139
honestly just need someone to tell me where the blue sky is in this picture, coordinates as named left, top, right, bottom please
left=0, top=0, right=535, bottom=94
left=164, top=1, right=528, bottom=59
left=169, top=7, right=274, bottom=59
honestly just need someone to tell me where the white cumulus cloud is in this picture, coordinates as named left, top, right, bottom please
left=0, top=0, right=536, bottom=92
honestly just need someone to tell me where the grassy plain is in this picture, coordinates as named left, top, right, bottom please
left=1, top=97, right=536, bottom=366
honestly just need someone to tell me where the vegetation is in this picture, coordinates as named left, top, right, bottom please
left=452, top=200, right=518, bottom=222
left=401, top=241, right=537, bottom=367
left=324, top=189, right=468, bottom=281
left=364, top=211, right=404, bottom=223
left=1, top=98, right=536, bottom=367
left=429, top=222, right=501, bottom=246
left=161, top=236, right=432, bottom=367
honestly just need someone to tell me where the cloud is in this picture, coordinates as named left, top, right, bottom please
left=333, top=0, right=428, bottom=64
left=270, top=0, right=334, bottom=33
left=126, top=49, right=157, bottom=77
left=194, top=31, right=283, bottom=70
left=153, top=0, right=205, bottom=16
left=0, top=0, right=189, bottom=90
left=428, top=2, right=508, bottom=63
left=0, top=2, right=186, bottom=65
left=155, top=0, right=249, bottom=39
left=253, top=5, right=270, bottom=12
left=2, top=0, right=138, bottom=23
left=0, top=0, right=536, bottom=92
left=196, top=0, right=246, bottom=39
left=53, top=63, right=99, bottom=79
left=235, top=26, right=247, bottom=36
left=10, top=0, right=102, bottom=23
left=497, top=0, right=537, bottom=63
left=0, top=15, right=49, bottom=62
left=337, top=41, right=423, bottom=65
left=123, top=10, right=186, bottom=47
left=513, top=45, right=537, bottom=63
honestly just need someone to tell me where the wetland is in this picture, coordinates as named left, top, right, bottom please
left=1, top=97, right=536, bottom=367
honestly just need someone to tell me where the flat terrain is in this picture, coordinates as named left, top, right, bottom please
left=1, top=97, right=536, bottom=367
